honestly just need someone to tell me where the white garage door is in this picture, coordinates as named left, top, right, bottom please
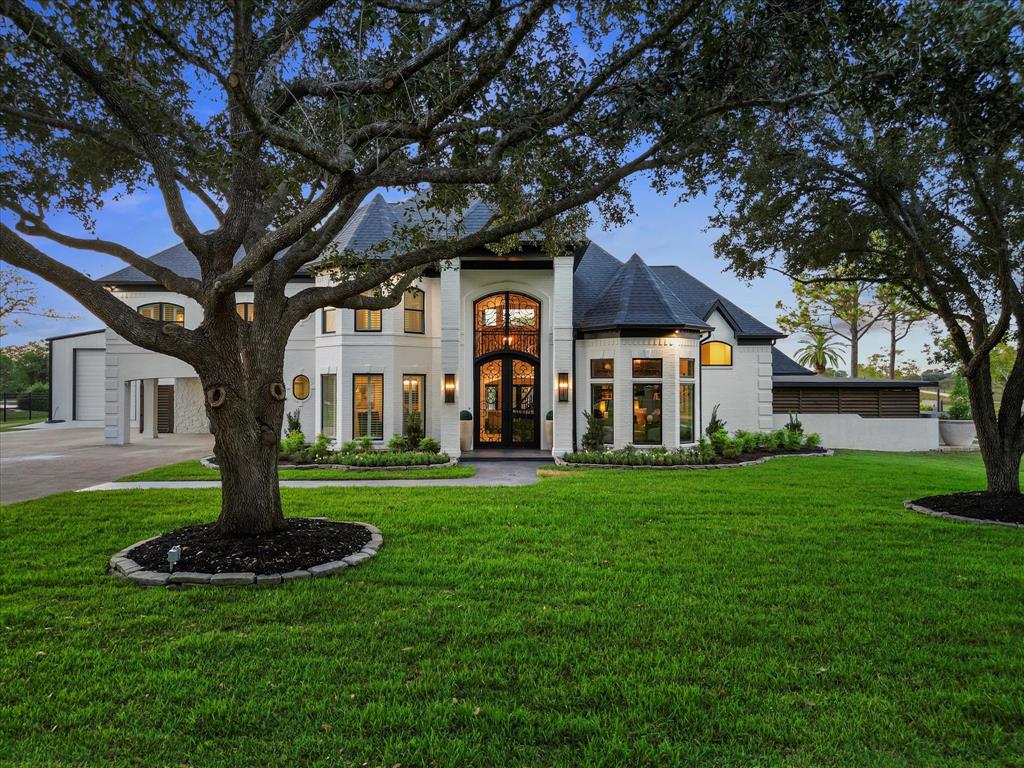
left=74, top=349, right=105, bottom=421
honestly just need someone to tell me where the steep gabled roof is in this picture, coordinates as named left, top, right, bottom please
left=99, top=192, right=496, bottom=284
left=578, top=254, right=712, bottom=331
left=99, top=240, right=247, bottom=285
left=651, top=266, right=783, bottom=340
left=771, top=347, right=815, bottom=376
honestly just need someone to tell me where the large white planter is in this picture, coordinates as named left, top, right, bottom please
left=460, top=420, right=473, bottom=452
left=939, top=419, right=977, bottom=447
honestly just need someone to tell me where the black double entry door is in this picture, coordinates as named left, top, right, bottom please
left=475, top=355, right=539, bottom=448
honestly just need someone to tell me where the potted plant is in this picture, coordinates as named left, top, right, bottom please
left=544, top=410, right=553, bottom=449
left=939, top=374, right=976, bottom=447
left=459, top=410, right=473, bottom=452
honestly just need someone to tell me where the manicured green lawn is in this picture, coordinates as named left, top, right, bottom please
left=119, top=459, right=476, bottom=481
left=0, top=413, right=45, bottom=432
left=2, top=451, right=1021, bottom=766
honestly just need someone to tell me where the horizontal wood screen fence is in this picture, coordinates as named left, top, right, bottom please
left=772, top=386, right=920, bottom=418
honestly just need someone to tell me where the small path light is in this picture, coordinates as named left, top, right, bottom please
left=167, top=545, right=181, bottom=572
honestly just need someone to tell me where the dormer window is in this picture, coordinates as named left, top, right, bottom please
left=236, top=302, right=254, bottom=321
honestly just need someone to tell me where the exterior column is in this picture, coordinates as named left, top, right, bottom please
left=104, top=347, right=130, bottom=445
left=439, top=260, right=462, bottom=458
left=551, top=255, right=574, bottom=456
left=141, top=378, right=159, bottom=439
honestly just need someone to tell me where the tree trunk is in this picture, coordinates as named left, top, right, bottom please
left=198, top=320, right=289, bottom=535
left=888, top=316, right=897, bottom=379
left=966, top=365, right=1023, bottom=495
left=849, top=321, right=859, bottom=377
left=210, top=398, right=286, bottom=535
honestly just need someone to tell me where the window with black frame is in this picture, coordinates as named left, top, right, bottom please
left=404, top=288, right=425, bottom=333
left=632, top=358, right=662, bottom=378
left=402, top=374, right=425, bottom=434
left=139, top=302, right=185, bottom=326
left=679, top=383, right=695, bottom=443
left=632, top=383, right=662, bottom=444
left=353, top=374, right=384, bottom=439
left=591, top=383, right=614, bottom=443
left=320, top=373, right=336, bottom=438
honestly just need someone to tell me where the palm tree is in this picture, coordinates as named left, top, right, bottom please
left=794, top=329, right=844, bottom=374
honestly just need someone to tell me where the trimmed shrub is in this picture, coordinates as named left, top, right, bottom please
left=418, top=437, right=441, bottom=454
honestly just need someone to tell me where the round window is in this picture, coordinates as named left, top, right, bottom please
left=292, top=374, right=310, bottom=400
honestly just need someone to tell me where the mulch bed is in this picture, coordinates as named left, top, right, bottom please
left=911, top=492, right=1024, bottom=525
left=129, top=518, right=371, bottom=574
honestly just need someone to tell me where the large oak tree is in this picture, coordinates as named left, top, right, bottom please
left=0, top=0, right=815, bottom=533
left=710, top=1, right=1024, bottom=493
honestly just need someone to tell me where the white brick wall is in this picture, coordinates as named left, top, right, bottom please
left=574, top=332, right=702, bottom=451
left=700, top=311, right=773, bottom=433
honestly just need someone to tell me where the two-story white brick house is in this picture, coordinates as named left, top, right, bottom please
left=48, top=194, right=938, bottom=455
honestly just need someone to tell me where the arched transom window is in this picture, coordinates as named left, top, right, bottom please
left=474, top=292, right=540, bottom=358
left=138, top=302, right=184, bottom=326
left=701, top=340, right=733, bottom=366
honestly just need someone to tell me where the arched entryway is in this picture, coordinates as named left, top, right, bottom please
left=473, top=292, right=541, bottom=448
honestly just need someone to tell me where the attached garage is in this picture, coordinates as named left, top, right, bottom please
left=73, top=348, right=106, bottom=421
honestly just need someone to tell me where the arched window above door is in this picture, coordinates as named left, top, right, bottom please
left=474, top=292, right=540, bottom=358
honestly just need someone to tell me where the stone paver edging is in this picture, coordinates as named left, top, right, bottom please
left=903, top=501, right=1022, bottom=529
left=200, top=455, right=456, bottom=471
left=108, top=520, right=384, bottom=588
left=554, top=449, right=834, bottom=470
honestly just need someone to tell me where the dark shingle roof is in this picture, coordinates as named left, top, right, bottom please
left=578, top=254, right=712, bottom=331
left=97, top=195, right=782, bottom=342
left=99, top=192, right=496, bottom=284
left=651, top=266, right=783, bottom=340
left=99, top=240, right=245, bottom=284
left=771, top=347, right=815, bottom=375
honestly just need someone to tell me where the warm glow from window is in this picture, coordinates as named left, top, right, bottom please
left=404, top=288, right=425, bottom=333
left=236, top=302, right=254, bottom=321
left=701, top=341, right=732, bottom=366
left=322, top=307, right=336, bottom=333
left=292, top=374, right=310, bottom=400
left=679, top=358, right=694, bottom=378
left=139, top=302, right=184, bottom=326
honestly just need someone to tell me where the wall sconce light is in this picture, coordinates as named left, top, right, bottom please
left=557, top=372, right=570, bottom=402
left=444, top=373, right=456, bottom=403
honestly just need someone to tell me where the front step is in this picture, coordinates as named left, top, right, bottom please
left=461, top=449, right=554, bottom=462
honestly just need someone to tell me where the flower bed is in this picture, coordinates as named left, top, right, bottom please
left=562, top=427, right=824, bottom=468
left=276, top=427, right=450, bottom=468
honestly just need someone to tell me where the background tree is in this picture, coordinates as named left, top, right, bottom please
left=0, top=266, right=76, bottom=337
left=776, top=277, right=885, bottom=377
left=0, top=340, right=48, bottom=392
left=710, top=1, right=1024, bottom=493
left=875, top=283, right=930, bottom=379
left=793, top=328, right=843, bottom=374
left=0, top=0, right=816, bottom=534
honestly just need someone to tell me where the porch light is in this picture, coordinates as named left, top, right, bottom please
left=444, top=373, right=456, bottom=403
left=558, top=373, right=570, bottom=402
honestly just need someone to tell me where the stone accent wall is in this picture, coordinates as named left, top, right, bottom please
left=173, top=377, right=209, bottom=434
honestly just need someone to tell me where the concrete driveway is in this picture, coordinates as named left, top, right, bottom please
left=1, top=426, right=213, bottom=504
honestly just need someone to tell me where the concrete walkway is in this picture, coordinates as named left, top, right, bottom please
left=77, top=460, right=544, bottom=492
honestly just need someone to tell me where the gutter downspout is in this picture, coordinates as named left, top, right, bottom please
left=571, top=330, right=578, bottom=452
left=698, top=330, right=711, bottom=436
left=47, top=338, right=53, bottom=421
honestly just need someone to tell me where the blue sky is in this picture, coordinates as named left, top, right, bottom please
left=1, top=181, right=933, bottom=368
